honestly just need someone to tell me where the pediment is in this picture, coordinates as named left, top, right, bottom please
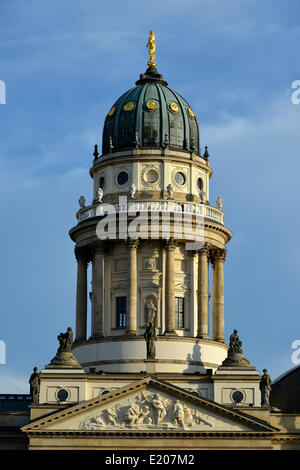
left=174, top=282, right=190, bottom=292
left=22, top=377, right=276, bottom=435
left=139, top=281, right=159, bottom=289
left=111, top=281, right=127, bottom=290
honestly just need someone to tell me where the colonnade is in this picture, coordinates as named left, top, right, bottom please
left=74, top=240, right=226, bottom=343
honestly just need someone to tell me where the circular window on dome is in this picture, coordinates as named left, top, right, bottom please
left=232, top=390, right=244, bottom=404
left=144, top=168, right=159, bottom=184
left=57, top=389, right=69, bottom=402
left=117, top=171, right=129, bottom=185
left=108, top=106, right=116, bottom=118
left=197, top=177, right=203, bottom=190
left=146, top=100, right=158, bottom=111
left=99, top=176, right=105, bottom=189
left=169, top=102, right=179, bottom=113
left=187, top=107, right=195, bottom=119
left=174, top=172, right=186, bottom=186
left=123, top=101, right=135, bottom=112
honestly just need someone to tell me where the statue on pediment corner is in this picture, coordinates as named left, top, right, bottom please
left=260, top=369, right=272, bottom=407
left=47, top=327, right=83, bottom=369
left=29, top=367, right=40, bottom=404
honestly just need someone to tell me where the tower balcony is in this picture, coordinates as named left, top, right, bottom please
left=76, top=201, right=225, bottom=226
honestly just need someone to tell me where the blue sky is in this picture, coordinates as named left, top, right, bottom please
left=1, top=0, right=300, bottom=392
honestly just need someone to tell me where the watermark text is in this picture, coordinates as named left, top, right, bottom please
left=0, top=340, right=6, bottom=364
left=0, top=80, right=6, bottom=104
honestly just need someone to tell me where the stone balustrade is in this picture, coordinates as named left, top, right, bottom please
left=77, top=201, right=225, bottom=225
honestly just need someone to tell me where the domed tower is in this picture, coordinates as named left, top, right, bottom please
left=70, top=32, right=232, bottom=374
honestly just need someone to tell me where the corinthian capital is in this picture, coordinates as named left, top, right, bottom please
left=126, top=237, right=139, bottom=250
left=211, top=248, right=227, bottom=265
left=165, top=237, right=176, bottom=251
left=198, top=243, right=211, bottom=257
left=75, top=247, right=89, bottom=266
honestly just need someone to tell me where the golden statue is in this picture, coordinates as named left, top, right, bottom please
left=146, top=30, right=157, bottom=69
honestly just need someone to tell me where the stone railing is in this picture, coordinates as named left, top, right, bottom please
left=77, top=200, right=225, bottom=225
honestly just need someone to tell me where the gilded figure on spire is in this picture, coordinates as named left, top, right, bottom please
left=146, top=30, right=157, bottom=69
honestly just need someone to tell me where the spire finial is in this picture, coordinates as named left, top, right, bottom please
left=93, top=144, right=99, bottom=159
left=146, top=30, right=157, bottom=69
left=203, top=145, right=210, bottom=160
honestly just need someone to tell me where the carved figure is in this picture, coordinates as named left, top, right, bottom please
left=260, top=369, right=272, bottom=407
left=228, top=329, right=243, bottom=354
left=145, top=258, right=156, bottom=271
left=166, top=184, right=174, bottom=199
left=173, top=400, right=185, bottom=428
left=140, top=405, right=152, bottom=425
left=29, top=367, right=40, bottom=404
left=93, top=414, right=105, bottom=426
left=106, top=408, right=117, bottom=425
left=57, top=327, right=73, bottom=353
left=200, top=189, right=206, bottom=204
left=146, top=298, right=156, bottom=321
left=216, top=196, right=223, bottom=210
left=183, top=405, right=194, bottom=427
left=82, top=414, right=105, bottom=429
left=193, top=410, right=212, bottom=427
left=97, top=187, right=103, bottom=203
left=124, top=404, right=140, bottom=426
left=78, top=195, right=86, bottom=209
left=128, top=183, right=136, bottom=200
left=146, top=30, right=157, bottom=69
left=144, top=321, right=157, bottom=359
left=152, top=394, right=167, bottom=425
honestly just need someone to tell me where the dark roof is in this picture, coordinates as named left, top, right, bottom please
left=270, top=365, right=300, bottom=413
left=0, top=394, right=31, bottom=413
left=102, top=68, right=200, bottom=157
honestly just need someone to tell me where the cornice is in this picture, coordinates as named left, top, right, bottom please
left=22, top=377, right=278, bottom=434
left=90, top=151, right=212, bottom=179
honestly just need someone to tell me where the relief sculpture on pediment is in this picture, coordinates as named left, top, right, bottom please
left=79, top=392, right=213, bottom=430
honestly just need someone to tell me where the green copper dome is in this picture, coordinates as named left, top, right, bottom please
left=102, top=68, right=200, bottom=156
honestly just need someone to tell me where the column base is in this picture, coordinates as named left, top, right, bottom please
left=197, top=334, right=210, bottom=340
left=89, top=334, right=104, bottom=340
left=126, top=330, right=137, bottom=336
left=163, top=330, right=178, bottom=336
left=73, top=338, right=86, bottom=344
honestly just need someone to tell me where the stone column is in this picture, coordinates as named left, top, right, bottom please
left=91, top=244, right=104, bottom=338
left=212, top=248, right=227, bottom=342
left=197, top=244, right=210, bottom=339
left=127, top=239, right=139, bottom=335
left=75, top=249, right=88, bottom=341
left=190, top=250, right=198, bottom=336
left=164, top=238, right=177, bottom=335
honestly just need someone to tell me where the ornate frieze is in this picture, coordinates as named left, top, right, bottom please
left=79, top=392, right=213, bottom=431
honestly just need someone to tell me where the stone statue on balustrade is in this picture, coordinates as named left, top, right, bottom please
left=29, top=367, right=40, bottom=404
left=78, top=195, right=86, bottom=209
left=260, top=369, right=272, bottom=407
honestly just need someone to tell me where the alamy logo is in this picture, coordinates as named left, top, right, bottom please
left=95, top=196, right=205, bottom=250
left=291, top=80, right=300, bottom=104
left=0, top=340, right=6, bottom=364
left=0, top=80, right=6, bottom=104
left=291, top=340, right=300, bottom=365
